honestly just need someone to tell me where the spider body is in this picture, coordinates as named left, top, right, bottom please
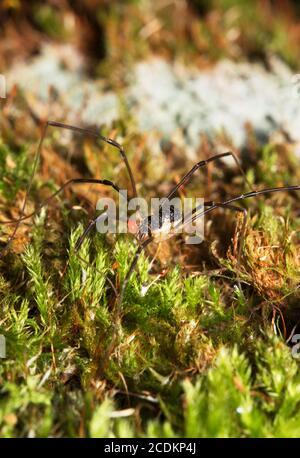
left=136, top=205, right=182, bottom=243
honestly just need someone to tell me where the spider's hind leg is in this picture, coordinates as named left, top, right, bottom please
left=1, top=118, right=136, bottom=256
left=165, top=150, right=255, bottom=203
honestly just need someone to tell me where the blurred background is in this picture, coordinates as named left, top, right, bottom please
left=2, top=1, right=300, bottom=189
left=2, top=0, right=300, bottom=72
left=2, top=0, right=300, bottom=147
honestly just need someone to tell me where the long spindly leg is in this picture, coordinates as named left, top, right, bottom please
left=74, top=209, right=117, bottom=253
left=74, top=217, right=99, bottom=254
left=1, top=118, right=137, bottom=255
left=46, top=121, right=137, bottom=198
left=96, top=237, right=153, bottom=372
left=73, top=211, right=152, bottom=305
left=182, top=185, right=300, bottom=228
left=117, top=237, right=153, bottom=308
left=2, top=178, right=125, bottom=225
left=72, top=211, right=119, bottom=298
left=75, top=201, right=215, bottom=301
left=182, top=183, right=300, bottom=286
left=182, top=183, right=300, bottom=246
left=164, top=151, right=254, bottom=202
left=119, top=201, right=218, bottom=303
left=74, top=220, right=153, bottom=327
left=0, top=177, right=126, bottom=256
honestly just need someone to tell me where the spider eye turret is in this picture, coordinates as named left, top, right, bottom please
left=128, top=219, right=138, bottom=234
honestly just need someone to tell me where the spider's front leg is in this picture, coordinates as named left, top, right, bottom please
left=1, top=118, right=137, bottom=256
left=117, top=237, right=153, bottom=307
left=0, top=177, right=125, bottom=256
left=165, top=151, right=254, bottom=203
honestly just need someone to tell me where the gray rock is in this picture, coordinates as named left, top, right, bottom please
left=7, top=44, right=300, bottom=158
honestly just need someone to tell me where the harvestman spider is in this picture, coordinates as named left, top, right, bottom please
left=1, top=121, right=300, bottom=307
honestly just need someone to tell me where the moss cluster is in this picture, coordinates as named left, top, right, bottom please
left=1, top=0, right=300, bottom=439
left=1, top=123, right=300, bottom=436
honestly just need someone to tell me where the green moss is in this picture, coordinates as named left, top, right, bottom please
left=2, top=0, right=300, bottom=437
